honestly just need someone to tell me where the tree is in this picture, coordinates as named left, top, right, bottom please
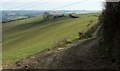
left=43, top=12, right=50, bottom=20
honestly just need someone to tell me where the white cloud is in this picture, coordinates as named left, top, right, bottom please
left=1, top=0, right=51, bottom=2
left=1, top=0, right=104, bottom=10
left=1, top=0, right=105, bottom=3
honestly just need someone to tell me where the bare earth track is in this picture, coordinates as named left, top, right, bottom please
left=6, top=38, right=119, bottom=69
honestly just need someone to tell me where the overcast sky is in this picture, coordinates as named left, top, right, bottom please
left=1, top=0, right=105, bottom=10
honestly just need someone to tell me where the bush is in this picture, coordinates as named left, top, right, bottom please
left=99, top=2, right=120, bottom=64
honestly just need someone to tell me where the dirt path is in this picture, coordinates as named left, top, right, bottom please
left=7, top=38, right=119, bottom=69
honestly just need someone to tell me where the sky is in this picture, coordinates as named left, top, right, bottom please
left=1, top=0, right=105, bottom=10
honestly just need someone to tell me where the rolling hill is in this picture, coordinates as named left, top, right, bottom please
left=3, top=13, right=99, bottom=67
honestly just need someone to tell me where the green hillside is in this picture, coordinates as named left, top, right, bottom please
left=3, top=13, right=99, bottom=67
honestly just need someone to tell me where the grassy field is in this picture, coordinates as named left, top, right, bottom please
left=3, top=13, right=99, bottom=67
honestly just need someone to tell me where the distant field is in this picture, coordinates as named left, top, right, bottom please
left=3, top=13, right=99, bottom=67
